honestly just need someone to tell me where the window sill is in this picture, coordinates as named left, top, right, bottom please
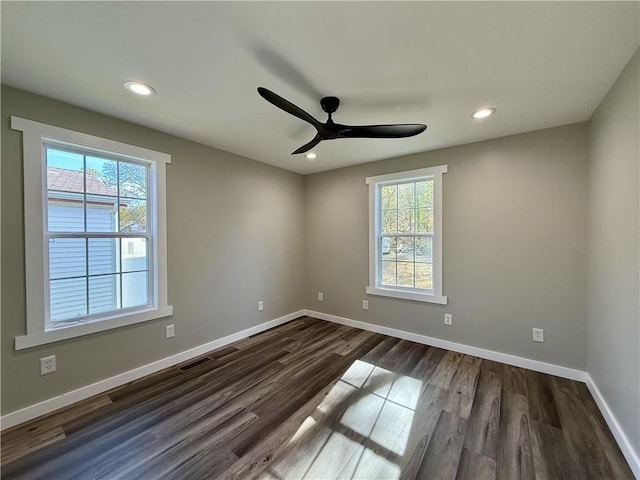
left=14, top=306, right=173, bottom=350
left=366, top=286, right=448, bottom=305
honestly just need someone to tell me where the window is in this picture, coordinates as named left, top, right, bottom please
left=12, top=117, right=172, bottom=349
left=366, top=165, right=447, bottom=304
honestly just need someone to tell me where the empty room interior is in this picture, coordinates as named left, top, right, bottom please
left=1, top=2, right=639, bottom=479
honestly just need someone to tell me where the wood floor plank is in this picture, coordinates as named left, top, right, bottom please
left=495, top=391, right=535, bottom=480
left=229, top=353, right=355, bottom=457
left=529, top=420, right=573, bottom=480
left=397, top=383, right=450, bottom=478
left=525, top=370, right=561, bottom=428
left=444, top=355, right=482, bottom=419
left=463, top=367, right=502, bottom=460
left=415, top=411, right=467, bottom=480
left=0, top=394, right=112, bottom=466
left=334, top=329, right=378, bottom=356
left=455, top=447, right=496, bottom=480
left=428, top=350, right=464, bottom=390
left=502, top=364, right=528, bottom=396
left=121, top=409, right=255, bottom=480
left=551, top=376, right=620, bottom=479
left=218, top=381, right=340, bottom=480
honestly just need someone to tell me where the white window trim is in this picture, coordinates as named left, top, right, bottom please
left=12, top=116, right=173, bottom=350
left=365, top=165, right=448, bottom=305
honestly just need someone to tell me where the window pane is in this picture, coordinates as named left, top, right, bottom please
left=415, top=263, right=433, bottom=290
left=397, top=209, right=413, bottom=233
left=416, top=237, right=433, bottom=263
left=86, top=195, right=118, bottom=232
left=382, top=210, right=397, bottom=233
left=396, top=237, right=415, bottom=262
left=416, top=208, right=433, bottom=233
left=89, top=275, right=120, bottom=314
left=122, top=272, right=149, bottom=308
left=119, top=199, right=147, bottom=232
left=49, top=238, right=86, bottom=280
left=380, top=185, right=397, bottom=210
left=88, top=238, right=119, bottom=275
left=381, top=261, right=396, bottom=286
left=119, top=162, right=147, bottom=199
left=122, top=238, right=148, bottom=272
left=381, top=236, right=396, bottom=261
left=48, top=194, right=85, bottom=232
left=49, top=277, right=87, bottom=322
left=86, top=156, right=117, bottom=196
left=397, top=262, right=415, bottom=288
left=416, top=180, right=433, bottom=208
left=46, top=148, right=84, bottom=192
left=397, top=183, right=414, bottom=209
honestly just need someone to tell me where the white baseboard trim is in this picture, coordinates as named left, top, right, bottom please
left=304, top=309, right=586, bottom=381
left=0, top=310, right=305, bottom=431
left=585, top=373, right=640, bottom=479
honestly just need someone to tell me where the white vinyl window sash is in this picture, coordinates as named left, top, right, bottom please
left=12, top=117, right=173, bottom=350
left=366, top=165, right=447, bottom=304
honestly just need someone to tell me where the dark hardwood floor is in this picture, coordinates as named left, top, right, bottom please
left=1, top=317, right=633, bottom=479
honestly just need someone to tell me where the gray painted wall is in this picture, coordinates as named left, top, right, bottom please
left=587, top=49, right=639, bottom=456
left=1, top=86, right=306, bottom=414
left=305, top=123, right=589, bottom=370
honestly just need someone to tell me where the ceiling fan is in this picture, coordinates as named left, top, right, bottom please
left=258, top=87, right=427, bottom=155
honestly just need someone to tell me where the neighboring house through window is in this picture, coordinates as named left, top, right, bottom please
left=12, top=117, right=172, bottom=349
left=366, top=165, right=447, bottom=304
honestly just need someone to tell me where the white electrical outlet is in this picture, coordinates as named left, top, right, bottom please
left=533, top=328, right=544, bottom=342
left=362, top=300, right=369, bottom=310
left=444, top=314, right=453, bottom=326
left=318, top=292, right=324, bottom=301
left=258, top=301, right=264, bottom=311
left=40, top=355, right=56, bottom=375
left=165, top=324, right=175, bottom=338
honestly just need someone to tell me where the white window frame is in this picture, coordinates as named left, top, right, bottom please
left=12, top=116, right=173, bottom=350
left=365, top=165, right=448, bottom=305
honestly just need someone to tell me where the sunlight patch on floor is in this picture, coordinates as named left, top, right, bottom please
left=268, top=359, right=423, bottom=479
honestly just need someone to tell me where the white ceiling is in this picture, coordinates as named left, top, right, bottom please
left=2, top=2, right=638, bottom=175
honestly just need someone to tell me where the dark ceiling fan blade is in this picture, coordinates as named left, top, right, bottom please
left=291, top=134, right=322, bottom=155
left=337, top=124, right=427, bottom=139
left=258, top=87, right=320, bottom=127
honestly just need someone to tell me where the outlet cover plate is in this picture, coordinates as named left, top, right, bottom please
left=444, top=314, right=453, bottom=326
left=362, top=300, right=369, bottom=310
left=533, top=328, right=544, bottom=342
left=165, top=324, right=175, bottom=338
left=40, top=355, right=56, bottom=375
left=318, top=292, right=324, bottom=301
left=258, top=301, right=264, bottom=311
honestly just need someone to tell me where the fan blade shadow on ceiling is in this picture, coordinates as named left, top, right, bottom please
left=253, top=46, right=324, bottom=101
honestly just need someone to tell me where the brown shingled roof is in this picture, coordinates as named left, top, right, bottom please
left=47, top=167, right=116, bottom=196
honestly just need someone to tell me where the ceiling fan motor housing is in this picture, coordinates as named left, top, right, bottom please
left=321, top=96, right=340, bottom=114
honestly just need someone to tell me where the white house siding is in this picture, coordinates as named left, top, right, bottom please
left=48, top=201, right=119, bottom=322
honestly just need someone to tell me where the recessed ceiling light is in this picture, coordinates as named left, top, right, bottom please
left=472, top=108, right=496, bottom=119
left=124, top=81, right=156, bottom=96
left=304, top=152, right=318, bottom=160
